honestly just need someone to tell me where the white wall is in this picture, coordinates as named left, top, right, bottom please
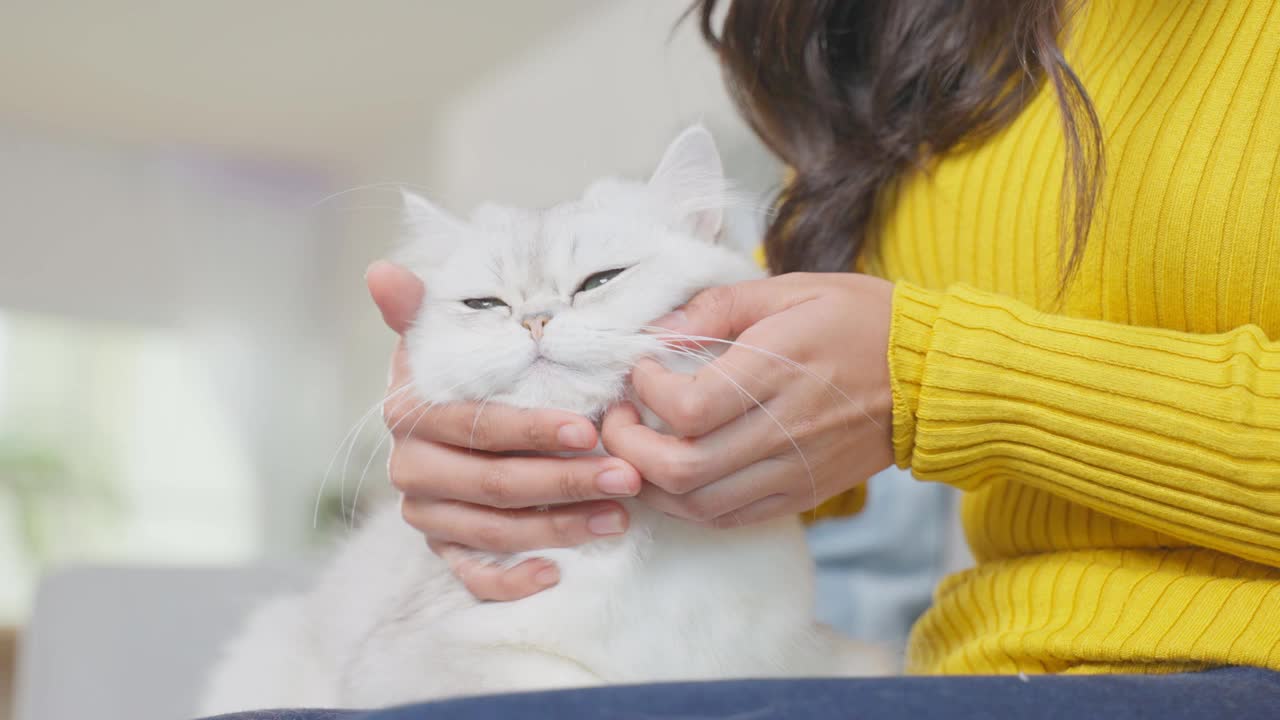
left=400, top=0, right=774, bottom=211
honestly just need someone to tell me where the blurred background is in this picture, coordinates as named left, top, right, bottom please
left=0, top=3, right=966, bottom=719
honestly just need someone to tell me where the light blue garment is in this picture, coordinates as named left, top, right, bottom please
left=806, top=467, right=967, bottom=649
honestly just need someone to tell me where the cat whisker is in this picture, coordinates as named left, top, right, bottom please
left=340, top=384, right=428, bottom=526
left=639, top=327, right=879, bottom=432
left=321, top=356, right=501, bottom=530
left=665, top=346, right=819, bottom=513
left=330, top=205, right=411, bottom=214
left=469, top=391, right=498, bottom=456
left=668, top=336, right=761, bottom=416
left=306, top=181, right=437, bottom=210
left=610, top=325, right=856, bottom=433
left=313, top=382, right=417, bottom=530
left=348, top=395, right=435, bottom=529
left=659, top=344, right=754, bottom=417
left=348, top=364, right=506, bottom=527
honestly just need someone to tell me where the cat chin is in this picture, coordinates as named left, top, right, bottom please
left=489, top=388, right=621, bottom=420
left=412, top=364, right=625, bottom=420
left=488, top=367, right=625, bottom=420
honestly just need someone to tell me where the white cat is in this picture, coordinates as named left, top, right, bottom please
left=199, top=126, right=886, bottom=716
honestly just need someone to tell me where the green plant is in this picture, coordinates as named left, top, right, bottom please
left=309, top=438, right=394, bottom=544
left=0, top=434, right=118, bottom=562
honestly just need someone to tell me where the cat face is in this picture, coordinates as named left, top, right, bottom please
left=397, top=126, right=762, bottom=417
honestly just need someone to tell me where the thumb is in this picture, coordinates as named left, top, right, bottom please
left=367, top=260, right=425, bottom=336
left=651, top=274, right=820, bottom=341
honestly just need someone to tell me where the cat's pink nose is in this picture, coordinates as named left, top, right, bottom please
left=521, top=313, right=551, bottom=341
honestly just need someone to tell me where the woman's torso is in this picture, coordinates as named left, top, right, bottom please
left=865, top=0, right=1280, bottom=674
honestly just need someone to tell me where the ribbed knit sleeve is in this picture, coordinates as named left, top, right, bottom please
left=890, top=282, right=1280, bottom=567
left=807, top=483, right=868, bottom=523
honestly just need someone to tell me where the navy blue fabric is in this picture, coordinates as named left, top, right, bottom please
left=204, top=707, right=358, bottom=712
left=204, top=666, right=1280, bottom=720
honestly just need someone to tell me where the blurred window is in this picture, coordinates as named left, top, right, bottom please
left=0, top=309, right=256, bottom=622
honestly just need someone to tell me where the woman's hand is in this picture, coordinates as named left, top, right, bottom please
left=602, top=272, right=896, bottom=526
left=366, top=261, right=642, bottom=601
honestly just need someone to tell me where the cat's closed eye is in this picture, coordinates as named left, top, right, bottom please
left=463, top=297, right=508, bottom=310
left=575, top=268, right=626, bottom=295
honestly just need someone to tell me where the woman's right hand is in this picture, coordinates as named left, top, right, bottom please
left=365, top=261, right=642, bottom=601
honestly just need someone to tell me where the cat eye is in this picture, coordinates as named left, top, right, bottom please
left=462, top=297, right=508, bottom=310
left=575, top=268, right=626, bottom=294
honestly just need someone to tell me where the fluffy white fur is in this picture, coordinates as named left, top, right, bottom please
left=200, top=126, right=886, bottom=715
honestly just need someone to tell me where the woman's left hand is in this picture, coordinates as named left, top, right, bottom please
left=601, top=272, right=897, bottom=527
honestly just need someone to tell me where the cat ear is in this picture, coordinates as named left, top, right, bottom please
left=396, top=189, right=465, bottom=266
left=648, top=124, right=726, bottom=243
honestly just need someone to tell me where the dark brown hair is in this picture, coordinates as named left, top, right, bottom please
left=692, top=0, right=1103, bottom=288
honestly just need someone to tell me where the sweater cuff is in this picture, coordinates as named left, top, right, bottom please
left=806, top=483, right=869, bottom=524
left=889, top=282, right=943, bottom=468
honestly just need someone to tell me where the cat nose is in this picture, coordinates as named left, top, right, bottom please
left=521, top=313, right=553, bottom=341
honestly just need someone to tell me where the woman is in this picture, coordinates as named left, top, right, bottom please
left=368, top=0, right=1279, bottom=678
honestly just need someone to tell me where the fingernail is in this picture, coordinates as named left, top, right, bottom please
left=534, top=564, right=560, bottom=587
left=557, top=424, right=594, bottom=450
left=588, top=510, right=627, bottom=536
left=652, top=309, right=688, bottom=331
left=595, top=468, right=636, bottom=496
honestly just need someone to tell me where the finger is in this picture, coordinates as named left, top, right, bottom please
left=630, top=348, right=781, bottom=437
left=367, top=260, right=425, bottom=335
left=381, top=338, right=433, bottom=425
left=637, top=456, right=792, bottom=523
left=600, top=401, right=711, bottom=494
left=602, top=400, right=802, bottom=495
left=708, top=492, right=797, bottom=529
left=384, top=399, right=598, bottom=453
left=406, top=498, right=629, bottom=554
left=384, top=339, right=417, bottom=402
left=389, top=439, right=640, bottom=505
left=650, top=273, right=824, bottom=342
left=430, top=541, right=559, bottom=602
left=641, top=275, right=832, bottom=436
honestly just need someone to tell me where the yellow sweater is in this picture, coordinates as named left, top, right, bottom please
left=851, top=0, right=1280, bottom=674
